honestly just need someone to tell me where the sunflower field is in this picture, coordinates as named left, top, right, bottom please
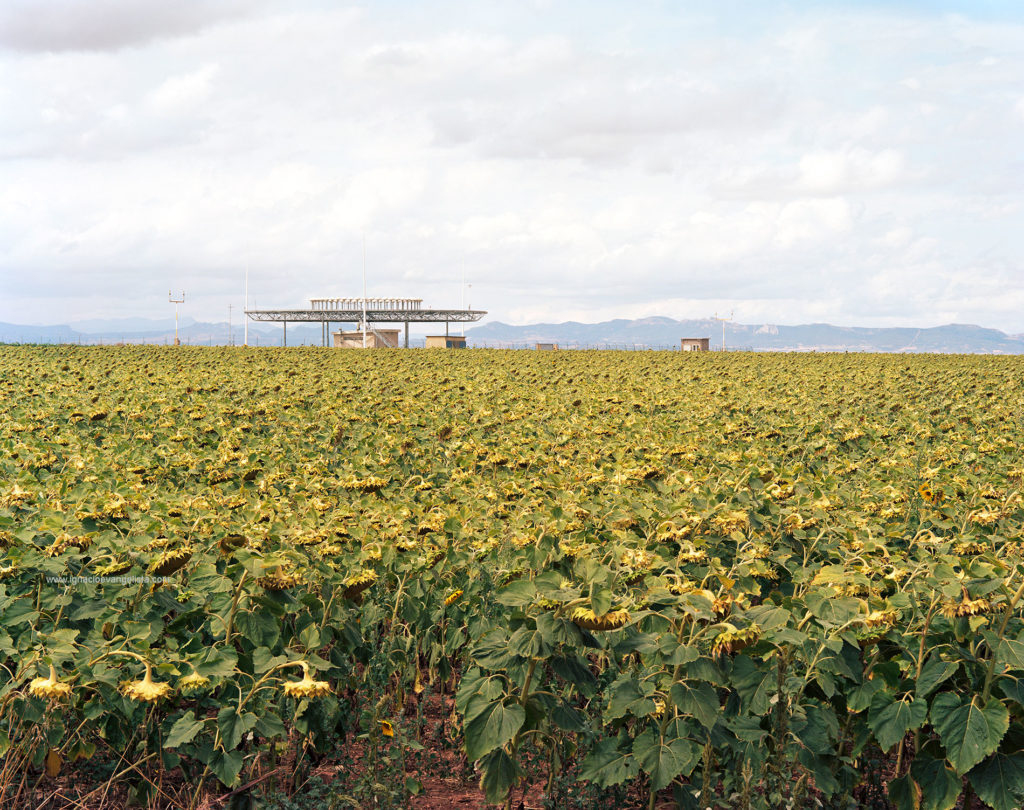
left=2, top=345, right=1024, bottom=809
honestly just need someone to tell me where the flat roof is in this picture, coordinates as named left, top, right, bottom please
left=246, top=308, right=484, bottom=323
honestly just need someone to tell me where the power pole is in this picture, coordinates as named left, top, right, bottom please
left=228, top=304, right=233, bottom=346
left=169, top=291, right=185, bottom=345
left=713, top=310, right=733, bottom=352
left=366, top=232, right=370, bottom=350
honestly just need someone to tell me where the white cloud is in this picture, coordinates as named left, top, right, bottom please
left=146, top=64, right=219, bottom=116
left=796, top=149, right=906, bottom=194
left=0, top=0, right=262, bottom=52
left=0, top=1, right=1022, bottom=333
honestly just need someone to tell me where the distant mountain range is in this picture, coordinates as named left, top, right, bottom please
left=0, top=317, right=323, bottom=347
left=1, top=316, right=1022, bottom=353
left=465, top=317, right=1024, bottom=353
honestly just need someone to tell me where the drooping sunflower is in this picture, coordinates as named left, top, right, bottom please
left=283, top=663, right=332, bottom=699
left=571, top=607, right=631, bottom=632
left=121, top=663, right=173, bottom=703
left=178, top=671, right=212, bottom=693
left=941, top=591, right=992, bottom=618
left=712, top=624, right=762, bottom=657
left=29, top=664, right=72, bottom=701
left=257, top=565, right=304, bottom=591
left=148, top=546, right=193, bottom=577
left=343, top=569, right=378, bottom=600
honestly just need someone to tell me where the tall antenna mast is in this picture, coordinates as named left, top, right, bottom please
left=169, top=290, right=185, bottom=346
left=712, top=310, right=733, bottom=352
left=366, top=232, right=370, bottom=350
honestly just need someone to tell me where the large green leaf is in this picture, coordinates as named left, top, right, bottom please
left=251, top=646, right=287, bottom=675
left=996, top=632, right=1024, bottom=672
left=589, top=584, right=612, bottom=617
left=254, top=711, right=286, bottom=740
left=549, top=654, right=598, bottom=696
left=235, top=610, right=279, bottom=648
left=217, top=706, right=258, bottom=751
left=916, top=657, right=958, bottom=699
left=550, top=702, right=588, bottom=732
left=793, top=705, right=839, bottom=756
left=632, top=727, right=699, bottom=791
left=164, top=712, right=204, bottom=749
left=670, top=680, right=720, bottom=730
left=578, top=737, right=640, bottom=788
left=455, top=668, right=504, bottom=717
left=805, top=593, right=860, bottom=626
left=194, top=645, right=238, bottom=678
left=507, top=626, right=549, bottom=659
left=208, top=749, right=243, bottom=787
left=494, top=580, right=536, bottom=607
left=797, top=749, right=840, bottom=797
left=910, top=750, right=960, bottom=810
left=887, top=773, right=921, bottom=810
left=868, top=693, right=928, bottom=752
left=463, top=699, right=525, bottom=762
left=478, top=748, right=521, bottom=805
left=731, top=655, right=773, bottom=715
left=606, top=675, right=653, bottom=720
left=968, top=751, right=1024, bottom=810
left=931, top=694, right=1009, bottom=776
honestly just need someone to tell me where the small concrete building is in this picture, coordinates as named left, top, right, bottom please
left=425, top=335, right=467, bottom=349
left=536, top=343, right=558, bottom=351
left=333, top=330, right=400, bottom=348
left=681, top=337, right=710, bottom=352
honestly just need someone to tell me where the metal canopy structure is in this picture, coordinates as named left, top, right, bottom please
left=244, top=298, right=486, bottom=347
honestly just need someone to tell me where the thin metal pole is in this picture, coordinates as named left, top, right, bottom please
left=404, top=321, right=409, bottom=348
left=169, top=291, right=184, bottom=345
left=244, top=265, right=249, bottom=346
left=362, top=233, right=367, bottom=348
left=283, top=321, right=286, bottom=347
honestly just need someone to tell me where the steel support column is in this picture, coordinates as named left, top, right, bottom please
left=405, top=322, right=409, bottom=348
left=283, top=321, right=287, bottom=347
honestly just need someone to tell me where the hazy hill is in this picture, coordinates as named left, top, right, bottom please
left=465, top=318, right=1024, bottom=353
left=3, top=316, right=1023, bottom=353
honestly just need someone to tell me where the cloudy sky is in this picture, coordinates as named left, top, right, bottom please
left=1, top=0, right=1022, bottom=331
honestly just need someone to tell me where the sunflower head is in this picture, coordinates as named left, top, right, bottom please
left=343, top=569, right=378, bottom=600
left=712, top=624, right=762, bottom=657
left=283, top=662, right=332, bottom=699
left=571, top=607, right=631, bottom=632
left=148, top=546, right=193, bottom=577
left=29, top=664, right=73, bottom=701
left=95, top=559, right=133, bottom=577
left=941, top=591, right=993, bottom=619
left=444, top=589, right=464, bottom=607
left=257, top=565, right=304, bottom=591
left=121, top=663, right=173, bottom=703
left=178, top=671, right=212, bottom=693
left=863, top=610, right=898, bottom=629
left=380, top=719, right=395, bottom=737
